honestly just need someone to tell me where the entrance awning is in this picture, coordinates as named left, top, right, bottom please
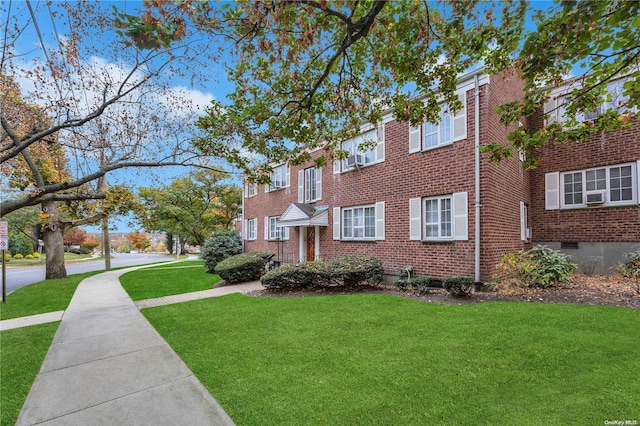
left=276, top=203, right=329, bottom=227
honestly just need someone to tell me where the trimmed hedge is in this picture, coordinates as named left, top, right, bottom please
left=261, top=255, right=383, bottom=289
left=261, top=261, right=331, bottom=289
left=214, top=251, right=274, bottom=284
left=329, top=255, right=383, bottom=286
left=442, top=276, right=474, bottom=297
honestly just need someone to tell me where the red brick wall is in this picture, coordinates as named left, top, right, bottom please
left=530, top=118, right=640, bottom=242
left=479, top=69, right=531, bottom=279
left=244, top=70, right=531, bottom=282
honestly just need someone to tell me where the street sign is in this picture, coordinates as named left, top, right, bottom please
left=0, top=221, right=8, bottom=251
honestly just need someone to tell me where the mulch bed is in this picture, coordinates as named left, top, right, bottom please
left=246, top=274, right=640, bottom=309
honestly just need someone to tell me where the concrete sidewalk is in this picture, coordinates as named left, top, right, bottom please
left=16, top=265, right=252, bottom=425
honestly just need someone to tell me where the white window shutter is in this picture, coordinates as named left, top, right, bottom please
left=283, top=226, right=290, bottom=241
left=243, top=182, right=248, bottom=199
left=545, top=172, right=560, bottom=210
left=265, top=184, right=270, bottom=193
left=333, top=159, right=341, bottom=174
left=316, top=167, right=322, bottom=201
left=637, top=160, right=640, bottom=204
left=298, top=170, right=304, bottom=203
left=409, top=124, right=421, bottom=153
left=264, top=217, right=269, bottom=240
left=453, top=192, right=468, bottom=241
left=243, top=219, right=247, bottom=240
left=544, top=98, right=557, bottom=125
left=452, top=91, right=467, bottom=142
left=375, top=201, right=385, bottom=240
left=376, top=122, right=385, bottom=162
left=286, top=165, right=290, bottom=187
left=333, top=207, right=341, bottom=240
left=520, top=201, right=527, bottom=241
left=409, top=197, right=422, bottom=240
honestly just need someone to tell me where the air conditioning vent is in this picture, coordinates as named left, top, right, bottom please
left=586, top=191, right=606, bottom=205
left=346, top=154, right=366, bottom=168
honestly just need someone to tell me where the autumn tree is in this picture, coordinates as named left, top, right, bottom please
left=63, top=228, right=87, bottom=249
left=125, top=231, right=151, bottom=253
left=0, top=1, right=223, bottom=215
left=2, top=2, right=226, bottom=278
left=135, top=170, right=242, bottom=250
left=129, top=1, right=638, bottom=176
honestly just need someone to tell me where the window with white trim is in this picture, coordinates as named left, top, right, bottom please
left=304, top=167, right=318, bottom=202
left=424, top=196, right=452, bottom=239
left=409, top=91, right=467, bottom=153
left=341, top=129, right=377, bottom=170
left=559, top=163, right=637, bottom=208
left=268, top=164, right=289, bottom=191
left=545, top=78, right=637, bottom=125
left=342, top=205, right=375, bottom=240
left=246, top=218, right=257, bottom=240
left=268, top=216, right=289, bottom=240
left=409, top=192, right=468, bottom=241
left=424, top=107, right=453, bottom=149
left=245, top=182, right=257, bottom=197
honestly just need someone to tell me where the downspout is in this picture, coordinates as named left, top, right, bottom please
left=474, top=73, right=481, bottom=283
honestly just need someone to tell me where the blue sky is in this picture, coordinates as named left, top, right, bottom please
left=6, top=0, right=236, bottom=232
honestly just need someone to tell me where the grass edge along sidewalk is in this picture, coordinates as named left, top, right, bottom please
left=143, top=294, right=640, bottom=425
left=0, top=322, right=59, bottom=426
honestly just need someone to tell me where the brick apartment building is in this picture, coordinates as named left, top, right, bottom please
left=241, top=68, right=640, bottom=282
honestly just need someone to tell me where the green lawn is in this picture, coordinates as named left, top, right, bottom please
left=143, top=294, right=640, bottom=425
left=120, top=260, right=221, bottom=301
left=0, top=271, right=100, bottom=320
left=0, top=322, right=59, bottom=426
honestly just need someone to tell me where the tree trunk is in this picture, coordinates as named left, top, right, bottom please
left=42, top=201, right=68, bottom=279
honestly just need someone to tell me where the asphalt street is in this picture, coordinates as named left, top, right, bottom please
left=2, top=253, right=176, bottom=294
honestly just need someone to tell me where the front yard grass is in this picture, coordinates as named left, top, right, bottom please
left=0, top=322, right=59, bottom=426
left=120, top=260, right=221, bottom=301
left=0, top=272, right=100, bottom=320
left=143, top=294, right=639, bottom=425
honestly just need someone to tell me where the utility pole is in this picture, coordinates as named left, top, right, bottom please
left=98, top=145, right=111, bottom=271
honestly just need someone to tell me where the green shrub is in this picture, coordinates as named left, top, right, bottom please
left=261, top=261, right=331, bottom=289
left=329, top=255, right=383, bottom=286
left=214, top=251, right=273, bottom=283
left=395, top=276, right=433, bottom=292
left=442, top=276, right=474, bottom=297
left=25, top=254, right=34, bottom=259
left=13, top=253, right=24, bottom=259
left=618, top=248, right=640, bottom=294
left=494, top=246, right=577, bottom=289
left=200, top=230, right=243, bottom=273
left=8, top=233, right=34, bottom=256
left=412, top=276, right=434, bottom=292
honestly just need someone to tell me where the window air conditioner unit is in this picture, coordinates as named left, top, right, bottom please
left=586, top=190, right=606, bottom=205
left=346, top=154, right=366, bottom=168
